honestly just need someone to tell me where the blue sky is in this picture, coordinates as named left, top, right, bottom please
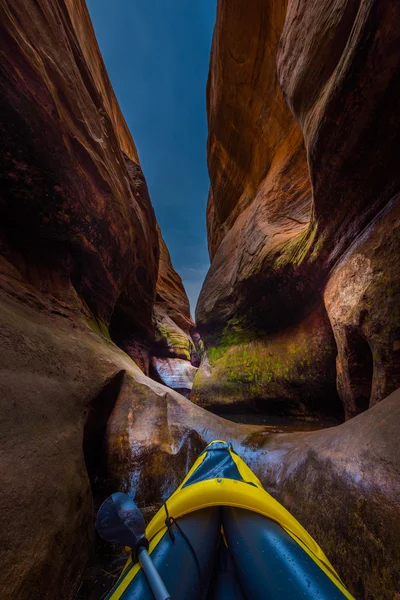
left=87, top=0, right=216, bottom=315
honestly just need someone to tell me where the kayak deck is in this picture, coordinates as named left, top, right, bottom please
left=105, top=441, right=354, bottom=600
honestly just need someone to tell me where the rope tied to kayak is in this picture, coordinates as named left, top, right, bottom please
left=163, top=501, right=203, bottom=598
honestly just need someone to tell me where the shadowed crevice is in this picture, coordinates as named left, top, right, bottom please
left=83, top=370, right=125, bottom=508
left=346, top=330, right=374, bottom=415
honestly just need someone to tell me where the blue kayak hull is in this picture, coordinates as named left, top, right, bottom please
left=105, top=441, right=353, bottom=599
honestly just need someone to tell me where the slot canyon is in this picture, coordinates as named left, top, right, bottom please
left=0, top=1, right=399, bottom=599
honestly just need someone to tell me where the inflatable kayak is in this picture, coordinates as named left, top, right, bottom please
left=104, top=440, right=354, bottom=599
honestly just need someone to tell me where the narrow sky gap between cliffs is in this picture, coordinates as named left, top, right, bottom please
left=87, top=0, right=217, bottom=315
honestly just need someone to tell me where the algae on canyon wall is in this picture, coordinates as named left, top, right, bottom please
left=194, top=0, right=400, bottom=420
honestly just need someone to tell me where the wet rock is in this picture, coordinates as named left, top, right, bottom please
left=0, top=278, right=224, bottom=600
left=150, top=357, right=198, bottom=396
left=245, top=388, right=400, bottom=600
left=105, top=371, right=254, bottom=507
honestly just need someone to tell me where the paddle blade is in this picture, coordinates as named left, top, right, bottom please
left=96, top=492, right=146, bottom=548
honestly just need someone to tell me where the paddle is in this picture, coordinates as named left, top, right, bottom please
left=96, top=492, right=171, bottom=600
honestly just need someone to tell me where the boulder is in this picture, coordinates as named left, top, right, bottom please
left=106, top=366, right=253, bottom=508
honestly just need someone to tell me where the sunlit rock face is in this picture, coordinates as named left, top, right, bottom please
left=194, top=0, right=400, bottom=418
left=150, top=357, right=198, bottom=397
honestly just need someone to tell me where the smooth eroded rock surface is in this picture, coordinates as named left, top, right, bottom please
left=150, top=357, right=198, bottom=396
left=195, top=0, right=400, bottom=417
left=324, top=199, right=400, bottom=419
left=0, top=0, right=159, bottom=352
left=0, top=280, right=123, bottom=600
left=1, top=2, right=399, bottom=600
left=244, top=388, right=400, bottom=600
left=0, top=276, right=202, bottom=600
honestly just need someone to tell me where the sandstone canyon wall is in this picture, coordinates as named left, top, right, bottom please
left=150, top=227, right=198, bottom=395
left=0, top=0, right=192, bottom=597
left=194, top=0, right=400, bottom=421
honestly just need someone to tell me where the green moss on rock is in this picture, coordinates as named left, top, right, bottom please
left=192, top=304, right=341, bottom=417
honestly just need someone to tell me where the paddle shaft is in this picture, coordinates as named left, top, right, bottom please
left=137, top=546, right=171, bottom=600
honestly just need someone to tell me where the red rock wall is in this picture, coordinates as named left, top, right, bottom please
left=194, top=0, right=400, bottom=418
left=206, top=0, right=309, bottom=261
left=0, top=0, right=158, bottom=346
left=200, top=0, right=312, bottom=330
left=64, top=0, right=140, bottom=164
left=0, top=0, right=193, bottom=597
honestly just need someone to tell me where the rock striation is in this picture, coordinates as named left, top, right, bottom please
left=150, top=357, right=198, bottom=397
left=194, top=0, right=400, bottom=419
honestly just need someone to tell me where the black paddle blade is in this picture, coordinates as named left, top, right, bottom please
left=96, top=492, right=147, bottom=549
